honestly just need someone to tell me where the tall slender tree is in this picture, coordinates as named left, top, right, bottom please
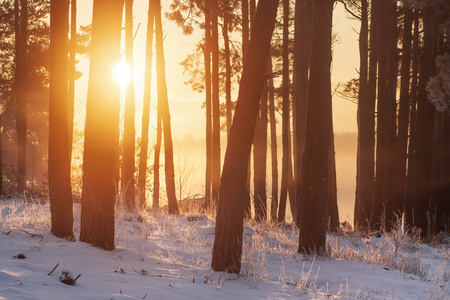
left=203, top=2, right=212, bottom=208
left=138, top=0, right=155, bottom=208
left=153, top=110, right=162, bottom=210
left=67, top=0, right=76, bottom=163
left=298, top=0, right=334, bottom=254
left=278, top=0, right=291, bottom=223
left=242, top=0, right=251, bottom=217
left=223, top=0, right=232, bottom=136
left=155, top=0, right=178, bottom=214
left=122, top=0, right=136, bottom=210
left=49, top=0, right=73, bottom=239
left=294, top=0, right=313, bottom=227
left=354, top=0, right=371, bottom=229
left=412, top=6, right=437, bottom=234
left=268, top=57, right=278, bottom=221
left=396, top=8, right=413, bottom=224
left=405, top=10, right=419, bottom=228
left=372, top=0, right=397, bottom=230
left=328, top=118, right=339, bottom=231
left=15, top=0, right=27, bottom=192
left=80, top=0, right=123, bottom=251
left=212, top=0, right=279, bottom=273
left=211, top=3, right=221, bottom=204
left=253, top=76, right=268, bottom=221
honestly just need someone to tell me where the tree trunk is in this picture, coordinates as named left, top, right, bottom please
left=68, top=0, right=76, bottom=164
left=203, top=2, right=212, bottom=208
left=372, top=0, right=397, bottom=230
left=211, top=4, right=221, bottom=204
left=294, top=0, right=313, bottom=227
left=405, top=10, right=419, bottom=228
left=298, top=0, right=333, bottom=254
left=138, top=0, right=155, bottom=209
left=278, top=0, right=291, bottom=223
left=328, top=119, right=339, bottom=231
left=253, top=76, right=268, bottom=221
left=242, top=0, right=249, bottom=60
left=354, top=0, right=370, bottom=229
left=212, top=0, right=279, bottom=273
left=223, top=2, right=232, bottom=136
left=155, top=0, right=178, bottom=214
left=432, top=113, right=450, bottom=233
left=412, top=7, right=437, bottom=235
left=361, top=0, right=378, bottom=229
left=16, top=0, right=27, bottom=192
left=153, top=110, right=161, bottom=210
left=49, top=0, right=74, bottom=239
left=268, top=57, right=278, bottom=221
left=242, top=0, right=251, bottom=217
left=203, top=3, right=212, bottom=208
left=122, top=0, right=136, bottom=211
left=80, top=0, right=123, bottom=251
left=396, top=8, right=413, bottom=225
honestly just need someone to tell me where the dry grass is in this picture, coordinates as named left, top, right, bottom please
left=1, top=195, right=449, bottom=299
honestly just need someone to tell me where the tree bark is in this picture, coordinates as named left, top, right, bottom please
left=328, top=119, right=339, bottom=231
left=211, top=4, right=221, bottom=204
left=268, top=57, right=278, bottom=221
left=16, top=0, right=27, bottom=192
left=49, top=0, right=74, bottom=239
left=138, top=0, right=155, bottom=209
left=405, top=10, right=419, bottom=228
left=212, top=0, right=279, bottom=273
left=203, top=3, right=212, bottom=208
left=242, top=0, right=251, bottom=217
left=396, top=8, right=413, bottom=225
left=80, top=0, right=123, bottom=251
left=432, top=113, right=450, bottom=233
left=372, top=0, right=397, bottom=230
left=253, top=75, right=268, bottom=221
left=278, top=0, right=291, bottom=223
left=153, top=110, right=161, bottom=210
left=354, top=0, right=371, bottom=229
left=412, top=7, right=437, bottom=235
left=122, top=0, right=136, bottom=211
left=298, top=0, right=333, bottom=254
left=155, top=0, right=178, bottom=214
left=223, top=2, right=232, bottom=136
left=68, top=0, right=76, bottom=164
left=294, top=0, right=313, bottom=227
left=361, top=0, right=378, bottom=229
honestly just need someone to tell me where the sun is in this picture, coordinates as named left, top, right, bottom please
left=113, top=61, right=131, bottom=85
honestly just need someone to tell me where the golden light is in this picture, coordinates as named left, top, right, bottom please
left=113, top=61, right=131, bottom=85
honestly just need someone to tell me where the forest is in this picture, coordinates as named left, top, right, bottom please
left=0, top=0, right=449, bottom=295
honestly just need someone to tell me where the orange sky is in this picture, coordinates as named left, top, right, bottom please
left=74, top=1, right=360, bottom=224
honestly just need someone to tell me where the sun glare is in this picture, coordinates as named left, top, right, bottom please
left=113, top=61, right=131, bottom=85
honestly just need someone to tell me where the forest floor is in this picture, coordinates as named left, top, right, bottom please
left=0, top=194, right=448, bottom=299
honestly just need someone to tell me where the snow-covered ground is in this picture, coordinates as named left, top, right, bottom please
left=0, top=196, right=448, bottom=299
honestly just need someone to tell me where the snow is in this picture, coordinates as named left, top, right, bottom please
left=0, top=197, right=448, bottom=300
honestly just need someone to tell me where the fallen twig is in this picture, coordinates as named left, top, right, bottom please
left=48, top=263, right=59, bottom=275
left=14, top=279, right=24, bottom=285
left=6, top=228, right=44, bottom=239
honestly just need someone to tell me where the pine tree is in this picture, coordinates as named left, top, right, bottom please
left=155, top=0, right=178, bottom=214
left=49, top=0, right=73, bottom=239
left=80, top=0, right=124, bottom=251
left=122, top=0, right=136, bottom=211
left=298, top=0, right=334, bottom=254
left=212, top=0, right=279, bottom=273
left=138, top=0, right=155, bottom=208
